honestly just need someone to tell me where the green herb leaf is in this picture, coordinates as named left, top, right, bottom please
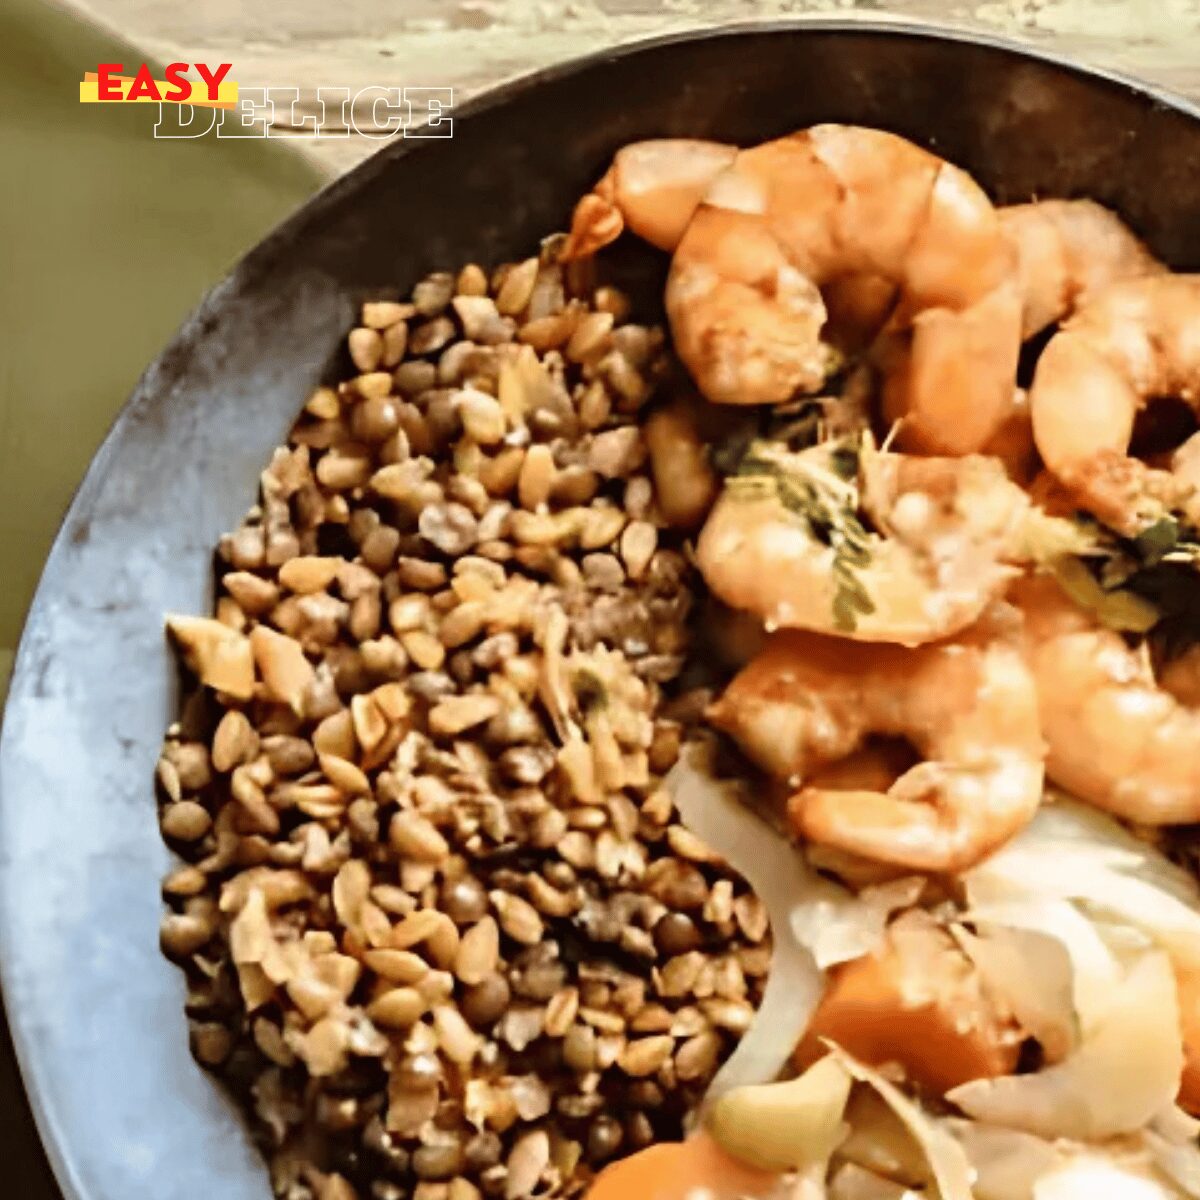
left=1134, top=516, right=1181, bottom=564
left=829, top=444, right=860, bottom=482
left=722, top=437, right=876, bottom=633
left=831, top=592, right=858, bottom=633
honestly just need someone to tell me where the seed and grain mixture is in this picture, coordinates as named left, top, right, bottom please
left=158, top=239, right=769, bottom=1200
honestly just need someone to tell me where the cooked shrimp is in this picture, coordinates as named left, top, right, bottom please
left=560, top=138, right=737, bottom=259
left=945, top=203, right=1162, bottom=486
left=879, top=201, right=1155, bottom=482
left=1161, top=642, right=1200, bottom=708
left=706, top=616, right=1045, bottom=872
left=1000, top=199, right=1163, bottom=339
left=1030, top=275, right=1200, bottom=534
left=862, top=203, right=1154, bottom=470
left=1012, top=572, right=1200, bottom=825
left=795, top=911, right=1022, bottom=1094
left=695, top=440, right=1030, bottom=645
left=979, top=388, right=1037, bottom=484
left=804, top=741, right=916, bottom=795
left=667, top=127, right=1020, bottom=443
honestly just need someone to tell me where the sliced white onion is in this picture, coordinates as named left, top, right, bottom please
left=949, top=1118, right=1199, bottom=1200
left=1032, top=1154, right=1178, bottom=1200
left=966, top=800, right=1200, bottom=968
left=945, top=1120, right=1059, bottom=1200
left=947, top=952, right=1184, bottom=1141
left=1033, top=798, right=1200, bottom=907
left=669, top=747, right=825, bottom=1097
left=1152, top=1106, right=1200, bottom=1145
left=1143, top=1130, right=1200, bottom=1199
left=792, top=875, right=925, bottom=971
left=836, top=1085, right=931, bottom=1187
left=952, top=923, right=1078, bottom=1062
left=827, top=1044, right=975, bottom=1200
left=828, top=1162, right=913, bottom=1200
left=963, top=895, right=1120, bottom=1035
left=1143, top=1107, right=1200, bottom=1199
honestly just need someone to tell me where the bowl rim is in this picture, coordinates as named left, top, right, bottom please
left=4, top=16, right=1200, bottom=1200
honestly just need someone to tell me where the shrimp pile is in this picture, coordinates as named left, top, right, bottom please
left=567, top=123, right=1200, bottom=1200
left=566, top=127, right=1022, bottom=454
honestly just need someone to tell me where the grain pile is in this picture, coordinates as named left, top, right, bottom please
left=157, top=238, right=768, bottom=1200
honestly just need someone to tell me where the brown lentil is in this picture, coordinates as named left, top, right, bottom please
left=440, top=875, right=488, bottom=924
left=459, top=974, right=511, bottom=1029
left=157, top=254, right=767, bottom=1200
left=160, top=800, right=212, bottom=842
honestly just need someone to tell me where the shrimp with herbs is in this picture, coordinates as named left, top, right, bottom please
left=695, top=439, right=1031, bottom=645
left=1030, top=275, right=1200, bottom=535
left=707, top=614, right=1045, bottom=873
left=1011, top=572, right=1200, bottom=825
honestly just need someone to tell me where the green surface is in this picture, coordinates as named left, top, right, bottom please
left=0, top=0, right=323, bottom=667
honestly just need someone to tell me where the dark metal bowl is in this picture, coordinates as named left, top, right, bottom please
left=4, top=20, right=1200, bottom=1200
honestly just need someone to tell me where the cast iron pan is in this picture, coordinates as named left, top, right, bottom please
left=4, top=20, right=1200, bottom=1200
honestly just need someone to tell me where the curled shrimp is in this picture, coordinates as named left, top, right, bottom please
left=695, top=440, right=1030, bottom=645
left=707, top=614, right=1045, bottom=873
left=563, top=126, right=1021, bottom=452
left=1030, top=275, right=1200, bottom=534
left=859, top=201, right=1158, bottom=479
left=963, top=202, right=1163, bottom=483
left=669, top=128, right=1019, bottom=438
left=1000, top=199, right=1164, bottom=340
left=1012, top=572, right=1200, bottom=825
left=560, top=138, right=738, bottom=259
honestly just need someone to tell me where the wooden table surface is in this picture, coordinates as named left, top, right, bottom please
left=61, top=0, right=1200, bottom=176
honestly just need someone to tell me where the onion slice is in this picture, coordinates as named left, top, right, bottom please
left=950, top=1118, right=1200, bottom=1200
left=947, top=951, right=1184, bottom=1141
left=792, top=875, right=925, bottom=971
left=707, top=1053, right=852, bottom=1173
left=1143, top=1131, right=1200, bottom=1199
left=1033, top=1154, right=1180, bottom=1200
left=1152, top=1106, right=1200, bottom=1144
left=946, top=1120, right=1058, bottom=1200
left=669, top=746, right=825, bottom=1098
left=962, top=894, right=1120, bottom=1035
left=827, top=1044, right=975, bottom=1200
left=965, top=800, right=1200, bottom=968
left=1143, top=1108, right=1200, bottom=1200
left=1033, top=799, right=1200, bottom=907
left=952, top=923, right=1079, bottom=1062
